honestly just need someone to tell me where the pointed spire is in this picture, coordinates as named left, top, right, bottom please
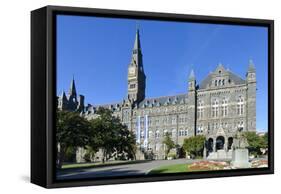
left=61, top=90, right=67, bottom=100
left=189, top=69, right=195, bottom=80
left=130, top=25, right=144, bottom=71
left=69, top=75, right=77, bottom=97
left=133, top=25, right=141, bottom=51
left=248, top=59, right=256, bottom=72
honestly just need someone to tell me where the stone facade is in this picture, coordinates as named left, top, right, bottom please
left=58, top=29, right=256, bottom=160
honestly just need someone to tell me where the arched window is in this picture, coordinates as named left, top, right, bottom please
left=237, top=96, right=244, bottom=115
left=156, top=143, right=161, bottom=151
left=172, top=129, right=177, bottom=137
left=221, top=98, right=228, bottom=117
left=197, top=125, right=203, bottom=134
left=212, top=99, right=219, bottom=117
left=141, top=130, right=144, bottom=139
left=148, top=130, right=153, bottom=139
left=155, top=130, right=160, bottom=138
left=197, top=100, right=204, bottom=119
left=215, top=80, right=218, bottom=86
left=148, top=143, right=152, bottom=150
left=184, top=129, right=188, bottom=136
left=179, top=129, right=184, bottom=136
left=237, top=121, right=244, bottom=130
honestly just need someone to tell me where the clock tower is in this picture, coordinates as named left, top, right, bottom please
left=127, top=28, right=146, bottom=103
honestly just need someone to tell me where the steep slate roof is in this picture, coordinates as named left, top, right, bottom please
left=199, top=70, right=246, bottom=89
left=138, top=93, right=187, bottom=108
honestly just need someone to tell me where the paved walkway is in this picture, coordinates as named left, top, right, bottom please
left=57, top=159, right=201, bottom=180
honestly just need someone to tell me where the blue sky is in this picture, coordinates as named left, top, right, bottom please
left=56, top=15, right=268, bottom=131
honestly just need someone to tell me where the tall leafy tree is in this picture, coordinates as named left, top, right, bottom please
left=56, top=110, right=91, bottom=168
left=243, top=131, right=268, bottom=156
left=162, top=132, right=175, bottom=159
left=89, top=107, right=136, bottom=163
left=183, top=135, right=205, bottom=158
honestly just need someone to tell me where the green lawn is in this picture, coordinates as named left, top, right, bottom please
left=149, top=164, right=188, bottom=174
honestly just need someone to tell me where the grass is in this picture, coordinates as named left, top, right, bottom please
left=149, top=164, right=188, bottom=174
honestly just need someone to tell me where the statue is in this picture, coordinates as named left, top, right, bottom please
left=231, top=127, right=251, bottom=168
left=232, top=127, right=249, bottom=149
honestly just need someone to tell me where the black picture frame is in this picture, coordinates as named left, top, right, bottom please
left=31, top=5, right=274, bottom=188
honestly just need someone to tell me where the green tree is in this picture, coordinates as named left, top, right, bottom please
left=162, top=132, right=175, bottom=159
left=56, top=110, right=91, bottom=168
left=183, top=135, right=205, bottom=158
left=243, top=131, right=268, bottom=157
left=262, top=132, right=268, bottom=148
left=89, top=107, right=136, bottom=163
left=83, top=146, right=96, bottom=162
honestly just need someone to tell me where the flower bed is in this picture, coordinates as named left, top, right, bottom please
left=188, top=161, right=230, bottom=171
left=251, top=159, right=268, bottom=168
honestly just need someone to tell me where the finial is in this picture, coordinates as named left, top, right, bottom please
left=249, top=59, right=254, bottom=65
left=248, top=59, right=255, bottom=71
left=136, top=21, right=140, bottom=32
left=189, top=69, right=195, bottom=80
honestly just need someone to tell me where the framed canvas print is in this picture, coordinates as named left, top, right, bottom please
left=31, top=5, right=274, bottom=188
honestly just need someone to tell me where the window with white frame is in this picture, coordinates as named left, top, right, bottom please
left=221, top=98, right=228, bottom=117
left=148, top=130, right=153, bottom=138
left=212, top=98, right=219, bottom=117
left=197, top=124, right=203, bottom=134
left=237, top=96, right=244, bottom=115
left=155, top=130, right=160, bottom=138
left=184, top=129, right=188, bottom=136
left=237, top=121, right=244, bottom=129
left=172, top=116, right=176, bottom=124
left=148, top=143, right=152, bottom=150
left=179, top=129, right=185, bottom=136
left=197, top=100, right=204, bottom=119
left=156, top=143, right=161, bottom=151
left=172, top=129, right=177, bottom=137
left=141, top=130, right=144, bottom=139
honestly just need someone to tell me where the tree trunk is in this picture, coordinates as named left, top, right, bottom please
left=102, top=149, right=106, bottom=163
left=57, top=146, right=66, bottom=169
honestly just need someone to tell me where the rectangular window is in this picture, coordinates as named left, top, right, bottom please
left=130, top=84, right=136, bottom=89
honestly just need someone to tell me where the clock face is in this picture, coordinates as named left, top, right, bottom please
left=129, top=67, right=135, bottom=75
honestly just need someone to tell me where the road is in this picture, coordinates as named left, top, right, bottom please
left=57, top=159, right=200, bottom=180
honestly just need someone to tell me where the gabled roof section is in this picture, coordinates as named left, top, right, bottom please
left=199, top=64, right=246, bottom=89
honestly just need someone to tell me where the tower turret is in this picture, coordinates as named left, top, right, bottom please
left=188, top=69, right=196, bottom=91
left=246, top=60, right=256, bottom=132
left=69, top=76, right=77, bottom=97
left=67, top=76, right=78, bottom=110
left=187, top=69, right=197, bottom=135
left=246, top=59, right=256, bottom=83
left=58, top=91, right=68, bottom=110
left=127, top=28, right=146, bottom=103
